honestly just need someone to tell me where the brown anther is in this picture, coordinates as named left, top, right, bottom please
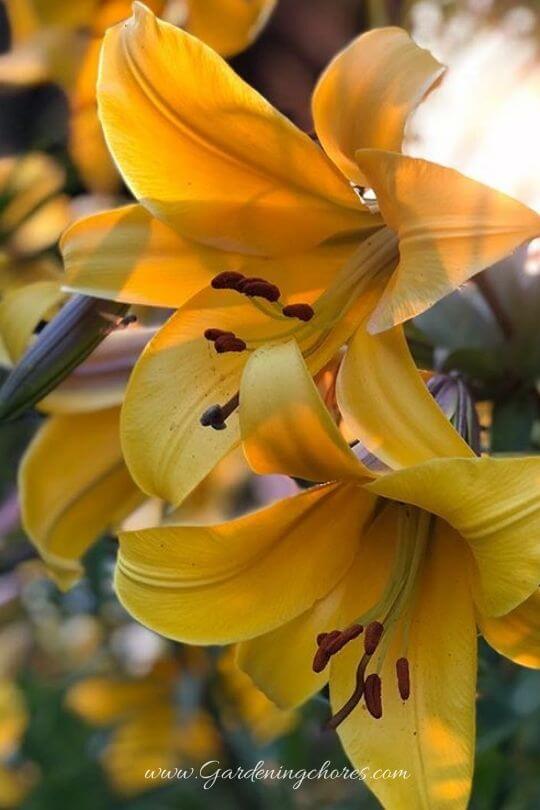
left=364, top=621, right=384, bottom=655
left=200, top=404, right=226, bottom=430
left=236, top=276, right=267, bottom=292
left=325, top=624, right=363, bottom=656
left=312, top=647, right=330, bottom=673
left=204, top=328, right=234, bottom=342
left=364, top=673, right=382, bottom=719
left=396, top=657, right=410, bottom=700
left=282, top=303, right=315, bottom=322
left=211, top=271, right=245, bottom=290
left=241, top=280, right=281, bottom=302
left=214, top=335, right=247, bottom=353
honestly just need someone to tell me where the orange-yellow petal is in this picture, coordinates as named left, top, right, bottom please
left=185, top=0, right=276, bottom=58
left=62, top=203, right=358, bottom=307
left=98, top=3, right=372, bottom=256
left=355, top=150, right=540, bottom=332
left=312, top=27, right=444, bottom=184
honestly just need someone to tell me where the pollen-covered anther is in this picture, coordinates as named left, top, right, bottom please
left=364, top=621, right=384, bottom=655
left=364, top=673, right=383, bottom=719
left=396, top=657, right=410, bottom=700
left=204, top=328, right=234, bottom=342
left=214, top=335, right=247, bottom=354
left=282, top=303, right=315, bottom=322
left=240, top=279, right=281, bottom=302
left=211, top=271, right=245, bottom=290
left=312, top=625, right=363, bottom=673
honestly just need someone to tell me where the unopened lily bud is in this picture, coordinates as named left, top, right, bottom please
left=0, top=296, right=128, bottom=421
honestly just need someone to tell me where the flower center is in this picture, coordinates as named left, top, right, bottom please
left=200, top=228, right=399, bottom=429
left=314, top=505, right=434, bottom=726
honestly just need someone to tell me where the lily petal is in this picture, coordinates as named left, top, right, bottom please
left=185, top=0, right=276, bottom=58
left=0, top=280, right=64, bottom=361
left=237, top=490, right=383, bottom=710
left=98, top=3, right=371, bottom=256
left=332, top=519, right=476, bottom=810
left=241, top=339, right=369, bottom=482
left=479, top=589, right=540, bottom=669
left=368, top=456, right=540, bottom=616
left=337, top=324, right=473, bottom=469
left=312, top=28, right=444, bottom=184
left=116, top=483, right=364, bottom=643
left=62, top=203, right=358, bottom=307
left=354, top=150, right=540, bottom=332
left=19, top=408, right=142, bottom=589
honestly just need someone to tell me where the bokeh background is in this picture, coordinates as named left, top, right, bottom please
left=0, top=1, right=539, bottom=807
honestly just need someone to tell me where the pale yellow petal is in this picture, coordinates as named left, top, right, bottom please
left=332, top=520, right=476, bottom=810
left=479, top=589, right=540, bottom=669
left=116, top=483, right=363, bottom=643
left=0, top=280, right=64, bottom=362
left=337, top=324, right=473, bottom=469
left=241, top=339, right=370, bottom=482
left=369, top=456, right=540, bottom=617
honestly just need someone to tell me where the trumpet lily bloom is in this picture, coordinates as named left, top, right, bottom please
left=115, top=335, right=540, bottom=809
left=61, top=5, right=540, bottom=505
left=0, top=0, right=275, bottom=192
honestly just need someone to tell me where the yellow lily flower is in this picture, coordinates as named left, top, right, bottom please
left=114, top=335, right=540, bottom=809
left=0, top=1, right=276, bottom=192
left=18, top=326, right=153, bottom=589
left=61, top=5, right=540, bottom=506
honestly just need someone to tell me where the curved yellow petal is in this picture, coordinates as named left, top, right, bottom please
left=0, top=152, right=64, bottom=235
left=62, top=203, right=357, bottom=307
left=0, top=280, right=64, bottom=362
left=236, top=494, right=378, bottom=710
left=331, top=519, right=476, bottom=810
left=241, top=339, right=369, bottom=482
left=337, top=324, right=473, bottom=469
left=121, top=288, right=251, bottom=505
left=369, top=456, right=540, bottom=617
left=185, top=0, right=276, bottom=58
left=312, top=28, right=444, bottom=184
left=19, top=408, right=142, bottom=590
left=0, top=256, right=61, bottom=295
left=98, top=3, right=371, bottom=256
left=355, top=150, right=540, bottom=332
left=479, top=589, right=540, bottom=669
left=116, top=483, right=363, bottom=643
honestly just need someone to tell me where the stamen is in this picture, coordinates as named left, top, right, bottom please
left=200, top=392, right=240, bottom=430
left=396, top=657, right=410, bottom=700
left=236, top=276, right=267, bottom=291
left=282, top=303, right=315, bottom=322
left=312, top=625, right=362, bottom=673
left=364, top=621, right=384, bottom=655
left=214, top=335, right=247, bottom=353
left=211, top=271, right=245, bottom=290
left=240, top=279, right=281, bottom=302
left=204, top=328, right=234, bottom=342
left=364, top=673, right=382, bottom=719
left=326, top=655, right=369, bottom=730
